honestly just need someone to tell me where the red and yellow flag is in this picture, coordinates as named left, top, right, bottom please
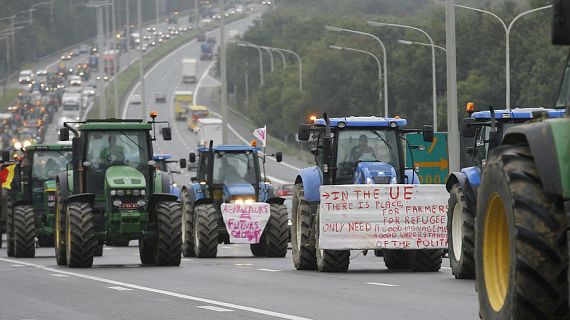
left=0, top=164, right=16, bottom=190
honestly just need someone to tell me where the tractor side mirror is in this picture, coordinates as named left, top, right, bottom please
left=1, top=150, right=10, bottom=162
left=422, top=125, right=434, bottom=142
left=59, top=128, right=70, bottom=141
left=462, top=118, right=476, bottom=138
left=179, top=158, right=187, bottom=169
left=161, top=127, right=172, bottom=141
left=553, top=0, right=570, bottom=45
left=275, top=152, right=282, bottom=163
left=189, top=153, right=196, bottom=163
left=297, top=124, right=311, bottom=141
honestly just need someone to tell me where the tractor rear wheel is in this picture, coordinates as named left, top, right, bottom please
left=409, top=249, right=443, bottom=272
left=155, top=201, right=182, bottom=266
left=291, top=184, right=317, bottom=270
left=193, top=204, right=218, bottom=258
left=383, top=250, right=410, bottom=270
left=13, top=205, right=35, bottom=258
left=54, top=183, right=66, bottom=265
left=259, top=204, right=288, bottom=257
left=180, top=189, right=195, bottom=257
left=448, top=183, right=475, bottom=279
left=139, top=239, right=156, bottom=265
left=314, top=212, right=349, bottom=272
left=65, top=202, right=96, bottom=268
left=475, top=145, right=568, bottom=319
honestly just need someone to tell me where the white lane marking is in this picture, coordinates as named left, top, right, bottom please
left=10, top=264, right=25, bottom=267
left=366, top=282, right=399, bottom=287
left=234, top=263, right=253, bottom=266
left=104, top=247, right=113, bottom=250
left=441, top=267, right=451, bottom=270
left=50, top=273, right=69, bottom=278
left=0, top=258, right=312, bottom=320
left=197, top=306, right=234, bottom=312
left=181, top=258, right=193, bottom=262
left=257, top=268, right=281, bottom=272
left=109, top=286, right=133, bottom=291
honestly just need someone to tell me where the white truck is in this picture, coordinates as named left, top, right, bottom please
left=196, top=118, right=223, bottom=147
left=182, top=58, right=197, bottom=83
left=61, top=92, right=82, bottom=124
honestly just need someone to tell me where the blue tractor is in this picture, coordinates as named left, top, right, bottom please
left=445, top=105, right=566, bottom=279
left=153, top=154, right=181, bottom=199
left=294, top=114, right=437, bottom=272
left=179, top=142, right=289, bottom=258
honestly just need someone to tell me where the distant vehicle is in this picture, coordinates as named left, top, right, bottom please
left=18, top=70, right=34, bottom=84
left=154, top=92, right=166, bottom=103
left=79, top=44, right=90, bottom=53
left=182, top=58, right=197, bottom=83
left=276, top=184, right=294, bottom=197
left=206, top=37, right=216, bottom=44
left=61, top=54, right=72, bottom=61
left=69, top=76, right=82, bottom=87
left=197, top=32, right=206, bottom=41
left=200, top=43, right=214, bottom=60
left=202, top=18, right=212, bottom=23
left=89, top=55, right=99, bottom=71
left=150, top=41, right=157, bottom=46
left=82, top=86, right=95, bottom=97
left=130, top=94, right=142, bottom=105
left=102, top=50, right=120, bottom=75
left=186, top=105, right=209, bottom=130
left=195, top=118, right=223, bottom=147
left=35, top=70, right=48, bottom=77
left=61, top=101, right=81, bottom=122
left=70, top=48, right=80, bottom=56
left=174, top=91, right=193, bottom=120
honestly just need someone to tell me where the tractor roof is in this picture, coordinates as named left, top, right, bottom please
left=471, top=108, right=566, bottom=120
left=313, top=116, right=407, bottom=128
left=78, top=120, right=152, bottom=131
left=26, top=142, right=72, bottom=151
left=153, top=154, right=172, bottom=161
left=197, top=145, right=260, bottom=153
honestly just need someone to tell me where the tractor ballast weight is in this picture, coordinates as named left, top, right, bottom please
left=445, top=107, right=565, bottom=279
left=54, top=116, right=182, bottom=268
left=292, top=114, right=447, bottom=273
left=4, top=143, right=72, bottom=258
left=179, top=140, right=288, bottom=258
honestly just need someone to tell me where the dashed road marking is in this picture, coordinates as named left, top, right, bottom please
left=235, top=263, right=253, bottom=266
left=257, top=268, right=281, bottom=272
left=50, top=273, right=69, bottom=278
left=108, top=286, right=133, bottom=291
left=197, top=305, right=234, bottom=312
left=441, top=267, right=451, bottom=270
left=0, top=257, right=312, bottom=320
left=366, top=282, right=399, bottom=287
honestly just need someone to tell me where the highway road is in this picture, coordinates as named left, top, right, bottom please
left=0, top=10, right=480, bottom=320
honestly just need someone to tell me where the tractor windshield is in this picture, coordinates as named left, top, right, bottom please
left=335, top=129, right=400, bottom=184
left=212, top=151, right=259, bottom=185
left=31, top=150, right=72, bottom=187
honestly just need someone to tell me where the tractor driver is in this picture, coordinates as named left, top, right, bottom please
left=99, top=135, right=125, bottom=165
left=350, top=134, right=376, bottom=163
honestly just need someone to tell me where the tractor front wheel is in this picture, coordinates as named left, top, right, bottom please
left=65, top=202, right=96, bottom=268
left=314, top=212, right=349, bottom=272
left=139, top=239, right=155, bottom=265
left=193, top=204, right=218, bottom=258
left=447, top=183, right=475, bottom=279
left=383, top=250, right=410, bottom=270
left=409, top=249, right=443, bottom=272
left=12, top=205, right=36, bottom=258
left=257, top=204, right=288, bottom=257
left=155, top=201, right=182, bottom=266
left=475, top=145, right=568, bottom=319
left=291, top=184, right=317, bottom=270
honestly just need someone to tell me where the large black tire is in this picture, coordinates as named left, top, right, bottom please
left=154, top=201, right=182, bottom=266
left=383, top=250, right=410, bottom=270
left=409, top=249, right=443, bottom=272
left=139, top=239, right=156, bottom=265
left=54, top=183, right=66, bottom=265
left=250, top=243, right=265, bottom=256
left=314, top=211, right=349, bottom=272
left=65, top=202, right=97, bottom=268
left=193, top=204, right=218, bottom=258
left=447, top=183, right=475, bottom=279
left=258, top=204, right=288, bottom=257
left=291, top=184, right=317, bottom=270
left=475, top=145, right=568, bottom=319
left=180, top=189, right=195, bottom=257
left=12, top=205, right=36, bottom=258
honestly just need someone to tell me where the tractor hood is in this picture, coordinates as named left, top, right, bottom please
left=224, top=182, right=256, bottom=199
left=354, top=162, right=397, bottom=185
left=105, top=166, right=146, bottom=189
left=43, top=180, right=56, bottom=191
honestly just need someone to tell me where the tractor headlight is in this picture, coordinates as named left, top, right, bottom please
left=110, top=190, right=117, bottom=196
left=231, top=197, right=256, bottom=204
left=234, top=199, right=244, bottom=204
left=113, top=199, right=123, bottom=207
left=137, top=200, right=146, bottom=207
left=141, top=190, right=145, bottom=196
left=117, top=190, right=126, bottom=196
left=23, top=140, right=32, bottom=148
left=14, top=141, right=22, bottom=149
left=132, top=189, right=141, bottom=196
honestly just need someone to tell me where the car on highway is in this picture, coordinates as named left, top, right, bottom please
left=60, top=53, right=72, bottom=60
left=18, top=70, right=34, bottom=84
left=79, top=44, right=90, bottom=53
left=149, top=41, right=157, bottom=46
left=35, top=70, right=48, bottom=77
left=82, top=85, right=95, bottom=97
left=69, top=76, right=82, bottom=87
left=154, top=92, right=167, bottom=103
left=130, top=94, right=142, bottom=105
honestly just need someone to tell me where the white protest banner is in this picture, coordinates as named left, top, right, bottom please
left=319, top=184, right=448, bottom=250
left=221, top=203, right=270, bottom=244
left=253, top=125, right=267, bottom=147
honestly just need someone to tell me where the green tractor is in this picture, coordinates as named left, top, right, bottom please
left=474, top=2, right=570, bottom=318
left=3, top=144, right=72, bottom=257
left=56, top=116, right=181, bottom=268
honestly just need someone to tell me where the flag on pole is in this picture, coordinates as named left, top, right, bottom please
left=253, top=125, right=267, bottom=147
left=0, top=164, right=16, bottom=190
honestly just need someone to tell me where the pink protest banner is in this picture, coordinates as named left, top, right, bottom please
left=221, top=203, right=270, bottom=244
left=319, top=184, right=448, bottom=250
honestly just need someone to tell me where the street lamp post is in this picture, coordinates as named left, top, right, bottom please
left=220, top=0, right=228, bottom=144
left=269, top=48, right=286, bottom=70
left=326, top=25, right=387, bottom=117
left=237, top=43, right=264, bottom=86
left=274, top=48, right=302, bottom=91
left=137, top=0, right=146, bottom=121
left=125, top=0, right=130, bottom=53
left=433, top=0, right=552, bottom=109
left=111, top=0, right=119, bottom=118
left=329, top=45, right=383, bottom=112
left=398, top=39, right=447, bottom=52
left=368, top=21, right=438, bottom=132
